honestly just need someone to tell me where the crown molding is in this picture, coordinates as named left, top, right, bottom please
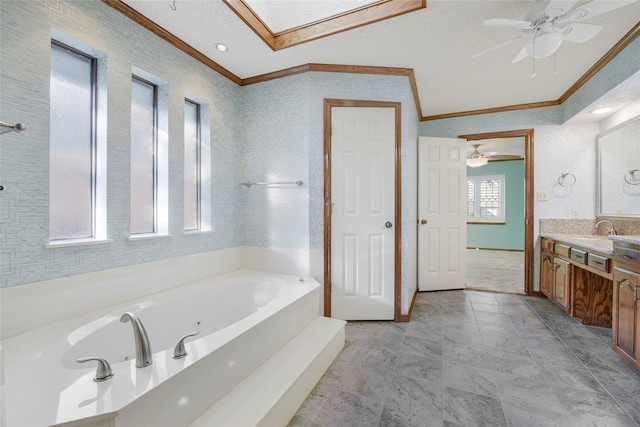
left=102, top=0, right=241, bottom=85
left=103, top=0, right=639, bottom=122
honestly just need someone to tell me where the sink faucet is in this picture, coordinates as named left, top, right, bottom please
left=595, top=219, right=617, bottom=236
left=120, top=312, right=152, bottom=368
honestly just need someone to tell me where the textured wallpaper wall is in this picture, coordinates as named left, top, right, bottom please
left=1, top=0, right=636, bottom=309
left=241, top=72, right=419, bottom=314
left=418, top=36, right=640, bottom=292
left=0, top=0, right=419, bottom=317
left=240, top=74, right=312, bottom=251
left=0, top=1, right=243, bottom=287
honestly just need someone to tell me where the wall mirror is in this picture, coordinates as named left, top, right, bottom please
left=597, top=117, right=640, bottom=217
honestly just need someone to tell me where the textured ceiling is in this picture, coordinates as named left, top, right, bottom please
left=122, top=0, right=640, bottom=118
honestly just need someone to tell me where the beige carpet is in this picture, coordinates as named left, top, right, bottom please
left=466, top=249, right=524, bottom=294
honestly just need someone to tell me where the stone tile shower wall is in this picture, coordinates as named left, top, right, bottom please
left=0, top=1, right=242, bottom=287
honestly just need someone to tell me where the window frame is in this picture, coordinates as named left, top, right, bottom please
left=130, top=75, right=159, bottom=235
left=49, top=40, right=98, bottom=241
left=467, top=174, right=506, bottom=224
left=184, top=98, right=202, bottom=231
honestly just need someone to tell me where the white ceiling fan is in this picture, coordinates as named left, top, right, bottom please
left=467, top=144, right=522, bottom=167
left=474, top=0, right=637, bottom=63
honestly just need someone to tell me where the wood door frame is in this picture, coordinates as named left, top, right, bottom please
left=459, top=129, right=535, bottom=296
left=323, top=99, right=403, bottom=320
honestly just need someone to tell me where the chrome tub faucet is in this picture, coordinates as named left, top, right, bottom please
left=120, top=312, right=153, bottom=368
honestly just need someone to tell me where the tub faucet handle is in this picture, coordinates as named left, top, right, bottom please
left=76, top=357, right=114, bottom=382
left=173, top=331, right=199, bottom=359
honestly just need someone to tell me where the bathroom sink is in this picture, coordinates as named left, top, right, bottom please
left=562, top=236, right=613, bottom=253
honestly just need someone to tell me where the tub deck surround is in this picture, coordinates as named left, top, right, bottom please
left=0, top=247, right=243, bottom=340
left=1, top=270, right=343, bottom=427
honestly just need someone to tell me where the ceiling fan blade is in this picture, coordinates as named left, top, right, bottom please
left=483, top=18, right=533, bottom=30
left=557, top=0, right=637, bottom=23
left=490, top=155, right=523, bottom=160
left=512, top=46, right=529, bottom=63
left=561, top=22, right=602, bottom=43
left=472, top=36, right=522, bottom=58
left=545, top=0, right=580, bottom=18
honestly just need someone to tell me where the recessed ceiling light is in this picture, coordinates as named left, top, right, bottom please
left=215, top=43, right=228, bottom=52
left=590, top=107, right=612, bottom=114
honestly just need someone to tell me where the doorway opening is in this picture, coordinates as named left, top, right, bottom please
left=459, top=129, right=534, bottom=296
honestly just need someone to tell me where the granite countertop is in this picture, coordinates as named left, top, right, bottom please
left=540, top=233, right=614, bottom=255
left=608, top=235, right=640, bottom=246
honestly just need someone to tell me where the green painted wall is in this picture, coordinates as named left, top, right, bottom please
left=467, top=160, right=525, bottom=250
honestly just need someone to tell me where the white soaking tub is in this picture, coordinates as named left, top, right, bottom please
left=1, top=270, right=345, bottom=427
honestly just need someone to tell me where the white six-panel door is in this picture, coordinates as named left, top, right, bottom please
left=331, top=107, right=396, bottom=320
left=418, top=136, right=467, bottom=291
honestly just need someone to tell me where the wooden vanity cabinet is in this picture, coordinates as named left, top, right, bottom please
left=612, top=242, right=640, bottom=370
left=539, top=238, right=572, bottom=313
left=553, top=258, right=572, bottom=312
left=541, top=250, right=554, bottom=299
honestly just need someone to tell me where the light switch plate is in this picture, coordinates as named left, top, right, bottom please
left=537, top=192, right=549, bottom=201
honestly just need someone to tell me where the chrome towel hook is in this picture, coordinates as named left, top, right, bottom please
left=557, top=172, right=576, bottom=188
left=624, top=169, right=640, bottom=185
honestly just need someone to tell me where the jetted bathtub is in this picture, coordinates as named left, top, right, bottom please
left=1, top=269, right=335, bottom=426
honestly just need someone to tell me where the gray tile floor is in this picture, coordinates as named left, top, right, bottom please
left=467, top=250, right=524, bottom=295
left=290, top=290, right=640, bottom=427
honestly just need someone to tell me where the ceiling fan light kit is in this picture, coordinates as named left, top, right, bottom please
left=467, top=157, right=489, bottom=168
left=526, top=26, right=563, bottom=59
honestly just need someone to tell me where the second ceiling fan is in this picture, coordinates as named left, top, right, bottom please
left=467, top=144, right=522, bottom=167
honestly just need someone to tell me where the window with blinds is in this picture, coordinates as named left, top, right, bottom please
left=467, top=175, right=505, bottom=223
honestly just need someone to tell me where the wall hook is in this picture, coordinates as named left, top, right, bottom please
left=624, top=169, right=640, bottom=185
left=169, top=1, right=176, bottom=11
left=557, top=172, right=576, bottom=188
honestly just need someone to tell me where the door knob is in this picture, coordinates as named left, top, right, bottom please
left=385, top=221, right=393, bottom=228
left=420, top=219, right=428, bottom=225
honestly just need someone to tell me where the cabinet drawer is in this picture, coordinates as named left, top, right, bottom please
left=570, top=248, right=587, bottom=264
left=588, top=253, right=610, bottom=272
left=554, top=243, right=570, bottom=257
left=614, top=245, right=640, bottom=271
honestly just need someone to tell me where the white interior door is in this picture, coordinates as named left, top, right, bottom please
left=331, top=107, right=396, bottom=320
left=418, top=136, right=467, bottom=291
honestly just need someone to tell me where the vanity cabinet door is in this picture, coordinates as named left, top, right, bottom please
left=613, top=267, right=639, bottom=367
left=541, top=251, right=554, bottom=299
left=553, top=258, right=571, bottom=312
